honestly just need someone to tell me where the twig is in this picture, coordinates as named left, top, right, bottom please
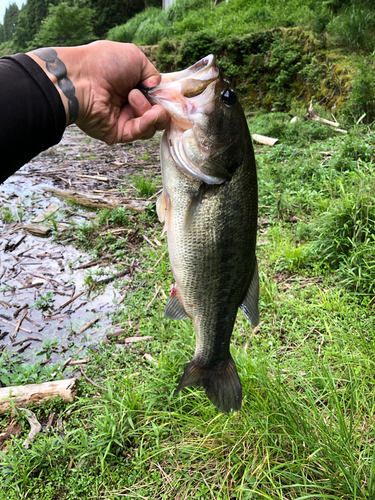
left=57, top=291, right=85, bottom=311
left=79, top=366, right=106, bottom=391
left=73, top=258, right=109, bottom=270
left=93, top=269, right=129, bottom=286
left=11, top=311, right=28, bottom=340
left=13, top=303, right=28, bottom=318
left=69, top=359, right=89, bottom=366
left=76, top=316, right=102, bottom=335
left=145, top=285, right=160, bottom=310
left=106, top=329, right=127, bottom=339
left=143, top=235, right=156, bottom=248
left=151, top=249, right=168, bottom=271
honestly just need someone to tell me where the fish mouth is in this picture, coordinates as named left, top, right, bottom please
left=138, top=54, right=219, bottom=101
left=137, top=54, right=220, bottom=127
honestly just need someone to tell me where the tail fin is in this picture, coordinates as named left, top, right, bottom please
left=174, top=357, right=242, bottom=413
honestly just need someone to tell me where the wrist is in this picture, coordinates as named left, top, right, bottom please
left=27, top=46, right=87, bottom=126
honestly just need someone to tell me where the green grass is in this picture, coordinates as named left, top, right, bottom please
left=2, top=117, right=375, bottom=499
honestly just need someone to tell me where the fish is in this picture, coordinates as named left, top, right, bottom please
left=141, top=55, right=259, bottom=413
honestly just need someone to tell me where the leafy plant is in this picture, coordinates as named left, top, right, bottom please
left=131, top=174, right=158, bottom=198
left=31, top=291, right=55, bottom=313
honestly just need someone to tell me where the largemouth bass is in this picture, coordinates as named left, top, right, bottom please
left=142, top=55, right=259, bottom=413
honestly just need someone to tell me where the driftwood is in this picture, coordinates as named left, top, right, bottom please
left=305, top=100, right=347, bottom=133
left=22, top=223, right=51, bottom=236
left=0, top=378, right=78, bottom=414
left=42, top=187, right=150, bottom=212
left=32, top=203, right=60, bottom=223
left=252, top=134, right=280, bottom=146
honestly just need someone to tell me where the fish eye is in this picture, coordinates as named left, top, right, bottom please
left=222, top=89, right=236, bottom=107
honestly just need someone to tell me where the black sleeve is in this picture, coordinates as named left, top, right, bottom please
left=0, top=53, right=66, bottom=185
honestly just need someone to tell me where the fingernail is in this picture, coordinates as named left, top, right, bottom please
left=143, top=76, right=160, bottom=88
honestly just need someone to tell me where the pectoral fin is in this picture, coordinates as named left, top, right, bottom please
left=240, top=259, right=259, bottom=327
left=156, top=191, right=171, bottom=236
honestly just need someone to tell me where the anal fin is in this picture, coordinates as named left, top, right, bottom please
left=240, top=259, right=259, bottom=327
left=165, top=288, right=188, bottom=320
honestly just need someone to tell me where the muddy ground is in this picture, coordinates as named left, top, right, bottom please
left=0, top=125, right=162, bottom=375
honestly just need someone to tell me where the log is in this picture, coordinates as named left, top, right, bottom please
left=252, top=134, right=280, bottom=146
left=0, top=378, right=78, bottom=414
left=41, top=187, right=150, bottom=212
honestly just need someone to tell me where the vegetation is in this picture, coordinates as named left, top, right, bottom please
left=0, top=0, right=161, bottom=53
left=2, top=0, right=375, bottom=497
left=2, top=116, right=375, bottom=498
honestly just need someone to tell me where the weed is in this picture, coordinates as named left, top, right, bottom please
left=30, top=291, right=55, bottom=313
left=131, top=174, right=158, bottom=198
left=97, top=207, right=130, bottom=227
left=0, top=206, right=14, bottom=223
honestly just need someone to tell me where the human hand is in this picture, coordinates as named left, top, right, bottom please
left=28, top=41, right=169, bottom=144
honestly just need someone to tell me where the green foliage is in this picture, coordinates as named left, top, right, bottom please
left=31, top=291, right=55, bottom=313
left=32, top=2, right=96, bottom=49
left=96, top=207, right=130, bottom=227
left=131, top=174, right=158, bottom=197
left=327, top=2, right=375, bottom=53
left=0, top=350, right=60, bottom=388
left=107, top=7, right=165, bottom=45
left=345, top=61, right=375, bottom=123
left=0, top=206, right=15, bottom=223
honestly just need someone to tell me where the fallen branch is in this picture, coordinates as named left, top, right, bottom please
left=106, top=328, right=127, bottom=339
left=69, top=359, right=89, bottom=366
left=76, top=174, right=109, bottom=182
left=0, top=379, right=78, bottom=415
left=116, top=335, right=154, bottom=344
left=42, top=187, right=150, bottom=212
left=305, top=99, right=347, bottom=133
left=11, top=311, right=28, bottom=341
left=56, top=291, right=85, bottom=312
left=0, top=317, right=31, bottom=334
